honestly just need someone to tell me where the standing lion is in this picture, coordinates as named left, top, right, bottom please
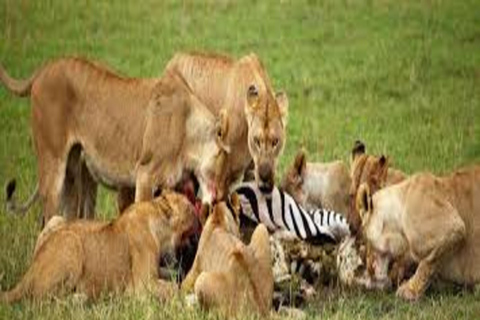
left=166, top=52, right=289, bottom=198
left=0, top=58, right=231, bottom=223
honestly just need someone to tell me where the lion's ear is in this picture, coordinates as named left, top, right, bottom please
left=275, top=91, right=289, bottom=127
left=379, top=155, right=387, bottom=166
left=229, top=192, right=241, bottom=219
left=215, top=109, right=231, bottom=153
left=244, top=84, right=260, bottom=124
left=293, top=149, right=307, bottom=180
left=199, top=203, right=210, bottom=227
left=378, top=155, right=389, bottom=181
left=246, top=84, right=259, bottom=109
left=379, top=155, right=389, bottom=169
left=352, top=140, right=366, bottom=161
left=356, top=183, right=372, bottom=223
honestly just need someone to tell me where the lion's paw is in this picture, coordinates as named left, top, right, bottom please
left=185, top=293, right=198, bottom=308
left=396, top=282, right=421, bottom=301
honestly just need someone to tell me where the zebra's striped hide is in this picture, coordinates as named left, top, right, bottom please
left=234, top=182, right=351, bottom=244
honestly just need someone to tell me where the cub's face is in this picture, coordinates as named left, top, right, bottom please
left=245, top=84, right=288, bottom=194
left=161, top=191, right=199, bottom=250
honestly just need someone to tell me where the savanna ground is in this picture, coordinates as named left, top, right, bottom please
left=0, top=0, right=480, bottom=319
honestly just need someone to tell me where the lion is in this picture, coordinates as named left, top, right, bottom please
left=349, top=140, right=406, bottom=233
left=343, top=140, right=411, bottom=287
left=181, top=195, right=273, bottom=317
left=281, top=149, right=351, bottom=214
left=165, top=52, right=288, bottom=198
left=356, top=164, right=480, bottom=301
left=0, top=190, right=198, bottom=303
left=0, top=57, right=231, bottom=223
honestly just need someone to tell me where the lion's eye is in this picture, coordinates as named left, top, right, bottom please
left=217, top=128, right=223, bottom=139
left=272, top=138, right=279, bottom=148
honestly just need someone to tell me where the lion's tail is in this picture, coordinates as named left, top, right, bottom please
left=5, top=179, right=39, bottom=216
left=1, top=282, right=26, bottom=304
left=0, top=63, right=38, bottom=97
left=0, top=269, right=34, bottom=304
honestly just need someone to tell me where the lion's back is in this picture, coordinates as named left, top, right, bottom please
left=197, top=228, right=240, bottom=273
left=440, top=165, right=480, bottom=283
left=165, top=52, right=235, bottom=113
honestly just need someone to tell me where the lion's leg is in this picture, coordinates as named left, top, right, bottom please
left=2, top=231, right=83, bottom=303
left=135, top=98, right=186, bottom=203
left=31, top=239, right=82, bottom=300
left=134, top=167, right=155, bottom=203
left=135, top=163, right=176, bottom=203
left=37, top=154, right=67, bottom=225
left=156, top=279, right=179, bottom=302
left=397, top=216, right=465, bottom=301
left=181, top=260, right=201, bottom=292
left=128, top=254, right=178, bottom=299
left=78, top=160, right=97, bottom=219
left=61, top=146, right=97, bottom=220
left=128, top=250, right=158, bottom=295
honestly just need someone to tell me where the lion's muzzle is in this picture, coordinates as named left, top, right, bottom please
left=257, top=162, right=274, bottom=193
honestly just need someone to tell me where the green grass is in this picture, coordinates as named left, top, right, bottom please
left=1, top=0, right=480, bottom=318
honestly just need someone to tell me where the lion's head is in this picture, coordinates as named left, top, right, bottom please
left=203, top=192, right=242, bottom=238
left=195, top=107, right=235, bottom=204
left=355, top=183, right=392, bottom=287
left=155, top=190, right=199, bottom=251
left=245, top=83, right=288, bottom=193
left=349, top=140, right=389, bottom=233
left=231, top=54, right=288, bottom=196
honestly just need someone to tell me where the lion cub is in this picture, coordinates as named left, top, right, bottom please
left=0, top=191, right=197, bottom=303
left=357, top=164, right=480, bottom=301
left=281, top=150, right=351, bottom=214
left=349, top=140, right=406, bottom=232
left=182, top=195, right=273, bottom=317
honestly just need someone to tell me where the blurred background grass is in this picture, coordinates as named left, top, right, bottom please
left=1, top=0, right=479, bottom=318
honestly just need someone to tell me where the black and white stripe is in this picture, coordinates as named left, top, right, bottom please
left=234, top=182, right=350, bottom=244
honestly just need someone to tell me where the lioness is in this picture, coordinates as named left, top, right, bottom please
left=165, top=52, right=288, bottom=197
left=181, top=195, right=273, bottom=317
left=281, top=149, right=351, bottom=214
left=0, top=190, right=197, bottom=303
left=0, top=58, right=231, bottom=223
left=349, top=140, right=406, bottom=233
left=356, top=164, right=480, bottom=301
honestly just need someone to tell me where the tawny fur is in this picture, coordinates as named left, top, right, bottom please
left=357, top=165, right=480, bottom=301
left=165, top=52, right=289, bottom=196
left=349, top=140, right=407, bottom=232
left=181, top=196, right=273, bottom=317
left=0, top=58, right=230, bottom=222
left=281, top=150, right=351, bottom=214
left=347, top=141, right=410, bottom=286
left=0, top=191, right=197, bottom=303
